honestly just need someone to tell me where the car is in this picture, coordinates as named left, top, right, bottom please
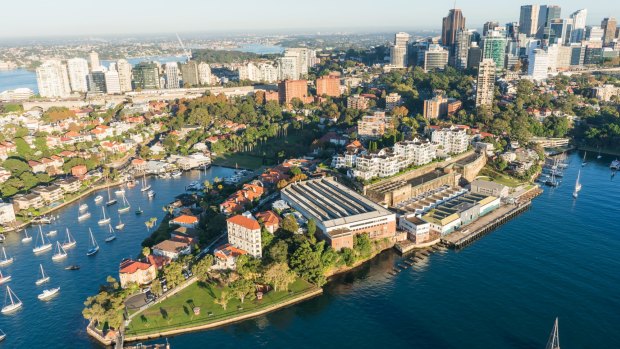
left=142, top=287, right=151, bottom=293
left=162, top=285, right=168, bottom=293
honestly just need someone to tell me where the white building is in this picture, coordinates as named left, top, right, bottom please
left=398, top=215, right=431, bottom=241
left=89, top=51, right=101, bottom=71
left=390, top=32, right=410, bottom=68
left=424, top=44, right=449, bottom=71
left=164, top=62, right=180, bottom=89
left=227, top=214, right=262, bottom=258
left=528, top=48, right=550, bottom=81
left=0, top=88, right=34, bottom=101
left=431, top=126, right=469, bottom=155
left=198, top=62, right=212, bottom=85
left=0, top=202, right=16, bottom=225
left=238, top=62, right=279, bottom=83
left=36, top=60, right=71, bottom=98
left=278, top=55, right=299, bottom=80
left=67, top=58, right=89, bottom=93
left=104, top=70, right=121, bottom=94
left=116, top=59, right=133, bottom=92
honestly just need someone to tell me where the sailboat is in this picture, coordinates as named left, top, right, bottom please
left=52, top=242, right=68, bottom=261
left=86, top=228, right=99, bottom=256
left=94, top=195, right=104, bottom=204
left=140, top=176, right=151, bottom=192
left=573, top=169, right=582, bottom=199
left=114, top=187, right=125, bottom=196
left=0, top=271, right=11, bottom=285
left=98, top=206, right=111, bottom=226
left=0, top=329, right=5, bottom=342
left=597, top=147, right=602, bottom=159
left=45, top=229, right=57, bottom=237
left=105, top=186, right=117, bottom=206
left=581, top=151, right=587, bottom=166
left=0, top=248, right=13, bottom=267
left=32, top=226, right=53, bottom=254
left=1, top=286, right=23, bottom=314
left=21, top=229, right=32, bottom=243
left=35, top=264, right=50, bottom=285
left=37, top=287, right=60, bottom=301
left=147, top=189, right=155, bottom=199
left=105, top=224, right=116, bottom=242
left=117, top=193, right=130, bottom=213
left=62, top=228, right=76, bottom=249
left=545, top=317, right=560, bottom=349
left=115, top=215, right=125, bottom=230
left=79, top=202, right=88, bottom=213
left=135, top=206, right=143, bottom=215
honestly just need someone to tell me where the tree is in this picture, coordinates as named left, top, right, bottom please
left=267, top=240, right=289, bottom=263
left=290, top=240, right=326, bottom=286
left=151, top=278, right=163, bottom=296
left=282, top=215, right=299, bottom=234
left=263, top=263, right=296, bottom=292
left=307, top=219, right=317, bottom=237
left=353, top=234, right=372, bottom=260
left=192, top=255, right=214, bottom=282
left=163, top=262, right=184, bottom=288
left=142, top=246, right=151, bottom=259
left=230, top=278, right=255, bottom=303
left=213, top=289, right=233, bottom=310
left=290, top=166, right=302, bottom=176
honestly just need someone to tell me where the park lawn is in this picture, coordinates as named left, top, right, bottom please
left=126, top=278, right=314, bottom=336
left=479, top=167, right=524, bottom=188
left=212, top=153, right=266, bottom=170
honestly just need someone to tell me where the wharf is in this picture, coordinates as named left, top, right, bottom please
left=441, top=201, right=532, bottom=249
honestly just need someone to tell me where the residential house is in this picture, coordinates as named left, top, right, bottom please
left=255, top=210, right=281, bottom=234
left=226, top=213, right=262, bottom=258
left=152, top=239, right=192, bottom=260
left=118, top=259, right=157, bottom=288
left=12, top=193, right=44, bottom=211
left=213, top=243, right=248, bottom=270
left=169, top=214, right=199, bottom=229
left=31, top=185, right=63, bottom=204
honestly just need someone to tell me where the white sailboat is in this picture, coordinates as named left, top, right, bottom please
left=86, top=229, right=99, bottom=256
left=94, top=195, right=104, bottom=204
left=35, top=264, right=50, bottom=285
left=45, top=229, right=57, bottom=237
left=115, top=215, right=125, bottom=230
left=545, top=317, right=560, bottom=349
left=1, top=286, right=23, bottom=314
left=140, top=176, right=151, bottom=192
left=21, top=229, right=32, bottom=243
left=78, top=210, right=91, bottom=221
left=573, top=169, right=582, bottom=199
left=32, top=227, right=53, bottom=254
left=105, top=224, right=116, bottom=242
left=52, top=241, right=68, bottom=261
left=62, top=228, right=76, bottom=249
left=0, top=271, right=11, bottom=285
left=114, top=187, right=125, bottom=196
left=118, top=193, right=130, bottom=213
left=105, top=186, right=117, bottom=206
left=0, top=248, right=13, bottom=267
left=0, top=329, right=5, bottom=342
left=37, top=287, right=60, bottom=301
left=581, top=151, right=587, bottom=166
left=98, top=206, right=111, bottom=226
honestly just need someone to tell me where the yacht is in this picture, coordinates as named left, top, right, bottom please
left=115, top=216, right=125, bottom=230
left=1, top=286, right=22, bottom=314
left=21, top=229, right=32, bottom=243
left=0, top=247, right=13, bottom=267
left=32, top=227, right=53, bottom=254
left=78, top=211, right=91, bottom=221
left=118, top=194, right=131, bottom=213
left=94, top=195, right=104, bottom=204
left=0, top=329, right=6, bottom=342
left=98, top=206, right=111, bottom=226
left=52, top=241, right=68, bottom=261
left=105, top=224, right=116, bottom=242
left=611, top=159, right=620, bottom=170
left=37, top=287, right=60, bottom=301
left=61, top=228, right=76, bottom=249
left=35, top=264, right=50, bottom=285
left=45, top=230, right=57, bottom=237
left=114, top=188, right=125, bottom=196
left=135, top=207, right=144, bottom=215
left=140, top=176, right=151, bottom=192
left=79, top=203, right=88, bottom=212
left=65, top=265, right=80, bottom=270
left=0, top=271, right=11, bottom=285
left=147, top=190, right=155, bottom=199
left=86, top=229, right=99, bottom=256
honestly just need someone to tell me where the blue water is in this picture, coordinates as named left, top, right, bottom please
left=154, top=153, right=620, bottom=349
left=237, top=44, right=284, bottom=55
left=0, top=167, right=235, bottom=349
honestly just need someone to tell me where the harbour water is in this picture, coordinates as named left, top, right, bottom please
left=154, top=153, right=620, bottom=349
left=1, top=154, right=620, bottom=348
left=0, top=166, right=236, bottom=348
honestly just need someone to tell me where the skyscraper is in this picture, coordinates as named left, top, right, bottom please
left=475, top=59, right=495, bottom=107
left=570, top=9, right=588, bottom=43
left=519, top=5, right=540, bottom=37
left=528, top=48, right=550, bottom=81
left=116, top=59, right=133, bottom=92
left=164, top=62, right=180, bottom=89
left=278, top=55, right=299, bottom=80
left=104, top=70, right=121, bottom=94
left=482, top=30, right=507, bottom=69
left=390, top=32, right=410, bottom=68
left=198, top=62, right=212, bottom=85
left=540, top=5, right=562, bottom=40
left=483, top=21, right=500, bottom=37
left=453, top=29, right=471, bottom=70
left=424, top=44, right=449, bottom=71
left=441, top=8, right=466, bottom=48
left=282, top=48, right=310, bottom=77
left=87, top=71, right=107, bottom=93
left=601, top=17, right=618, bottom=45
left=132, top=62, right=160, bottom=90
left=36, top=60, right=71, bottom=98
left=180, top=60, right=200, bottom=87
left=66, top=58, right=89, bottom=93
left=467, top=43, right=482, bottom=69
left=549, top=18, right=573, bottom=45
left=89, top=51, right=101, bottom=71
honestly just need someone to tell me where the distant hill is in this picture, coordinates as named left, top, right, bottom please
left=191, top=49, right=261, bottom=63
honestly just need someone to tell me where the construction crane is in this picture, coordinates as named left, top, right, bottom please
left=176, top=33, right=192, bottom=62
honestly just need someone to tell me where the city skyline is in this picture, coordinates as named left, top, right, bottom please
left=0, top=0, right=618, bottom=39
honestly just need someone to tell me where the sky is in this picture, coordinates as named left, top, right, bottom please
left=0, top=0, right=617, bottom=38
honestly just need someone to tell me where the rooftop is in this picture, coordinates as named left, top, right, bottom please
left=227, top=214, right=260, bottom=231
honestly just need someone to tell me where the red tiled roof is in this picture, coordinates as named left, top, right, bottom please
left=119, top=260, right=152, bottom=274
left=171, top=214, right=198, bottom=224
left=255, top=210, right=281, bottom=227
left=227, top=215, right=260, bottom=231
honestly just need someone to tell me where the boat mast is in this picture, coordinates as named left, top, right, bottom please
left=545, top=317, right=560, bottom=349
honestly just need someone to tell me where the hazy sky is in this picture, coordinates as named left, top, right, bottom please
left=0, top=0, right=617, bottom=38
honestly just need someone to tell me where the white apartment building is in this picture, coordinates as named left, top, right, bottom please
left=89, top=51, right=101, bottom=71
left=385, top=92, right=403, bottom=111
left=528, top=48, right=550, bottom=81
left=390, top=32, right=410, bottom=68
left=431, top=126, right=469, bottom=154
left=238, top=62, right=279, bottom=83
left=104, top=70, right=121, bottom=94
left=198, top=62, right=213, bottom=85
left=36, top=60, right=71, bottom=98
left=0, top=202, right=16, bottom=225
left=394, top=139, right=437, bottom=166
left=67, top=58, right=89, bottom=93
left=164, top=62, right=180, bottom=89
left=278, top=55, right=299, bottom=80
left=227, top=214, right=262, bottom=258
left=116, top=59, right=133, bottom=92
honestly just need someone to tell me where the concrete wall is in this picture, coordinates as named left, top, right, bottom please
left=458, top=153, right=487, bottom=183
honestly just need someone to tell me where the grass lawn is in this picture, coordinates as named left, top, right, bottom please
left=479, top=167, right=524, bottom=188
left=212, top=153, right=267, bottom=170
left=125, top=278, right=315, bottom=336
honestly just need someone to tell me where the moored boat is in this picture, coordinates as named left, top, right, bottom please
left=61, top=228, right=76, bottom=249
left=0, top=247, right=13, bottom=267
left=611, top=159, right=620, bottom=170
left=37, top=287, right=60, bottom=301
left=171, top=170, right=182, bottom=178
left=52, top=241, right=68, bottom=261
left=86, top=229, right=99, bottom=256
left=78, top=211, right=91, bottom=221
left=1, top=286, right=22, bottom=314
left=65, top=265, right=80, bottom=271
left=98, top=207, right=111, bottom=226
left=0, top=271, right=11, bottom=285
left=147, top=190, right=155, bottom=199
left=105, top=225, right=117, bottom=242
left=35, top=264, right=50, bottom=285
left=94, top=195, right=104, bottom=203
left=21, top=229, right=32, bottom=243
left=32, top=227, right=52, bottom=254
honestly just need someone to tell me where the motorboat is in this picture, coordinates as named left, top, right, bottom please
left=171, top=170, right=182, bottom=178
left=79, top=203, right=88, bottom=212
left=135, top=207, right=144, bottom=215
left=147, top=190, right=155, bottom=199
left=94, top=195, right=104, bottom=203
left=45, top=230, right=57, bottom=237
left=78, top=211, right=91, bottom=221
left=65, top=265, right=80, bottom=271
left=37, top=287, right=60, bottom=301
left=114, top=188, right=125, bottom=196
left=611, top=159, right=620, bottom=170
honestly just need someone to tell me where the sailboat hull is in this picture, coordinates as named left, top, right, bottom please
left=86, top=247, right=99, bottom=256
left=1, top=303, right=22, bottom=314
left=62, top=242, right=76, bottom=249
left=0, top=277, right=11, bottom=285
left=33, top=244, right=52, bottom=254
left=0, top=259, right=13, bottom=267
left=35, top=277, right=50, bottom=286
left=52, top=253, right=67, bottom=261
left=98, top=218, right=111, bottom=226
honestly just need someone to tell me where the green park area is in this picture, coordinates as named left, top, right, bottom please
left=125, top=278, right=316, bottom=337
left=478, top=166, right=525, bottom=188
left=212, top=153, right=267, bottom=170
